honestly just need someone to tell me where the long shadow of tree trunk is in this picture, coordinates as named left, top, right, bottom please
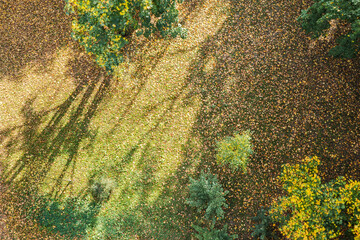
left=1, top=53, right=112, bottom=200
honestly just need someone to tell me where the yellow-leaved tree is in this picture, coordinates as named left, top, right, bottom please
left=268, top=156, right=360, bottom=239
left=65, top=0, right=187, bottom=73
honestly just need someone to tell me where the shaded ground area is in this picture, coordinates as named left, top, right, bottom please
left=180, top=0, right=360, bottom=237
left=1, top=163, right=61, bottom=239
left=0, top=174, right=11, bottom=240
left=0, top=0, right=70, bottom=80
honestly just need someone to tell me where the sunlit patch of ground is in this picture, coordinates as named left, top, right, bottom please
left=1, top=0, right=231, bottom=238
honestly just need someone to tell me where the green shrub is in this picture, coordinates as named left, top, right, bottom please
left=269, top=156, right=360, bottom=239
left=64, top=0, right=187, bottom=72
left=192, top=224, right=237, bottom=240
left=187, top=171, right=229, bottom=222
left=298, top=0, right=360, bottom=58
left=89, top=176, right=116, bottom=204
left=216, top=131, right=253, bottom=172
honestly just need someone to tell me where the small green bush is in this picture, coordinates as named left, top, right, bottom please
left=216, top=131, right=253, bottom=172
left=192, top=224, right=238, bottom=240
left=187, top=171, right=228, bottom=222
left=89, top=176, right=116, bottom=204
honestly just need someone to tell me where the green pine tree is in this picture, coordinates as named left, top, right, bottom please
left=187, top=171, right=228, bottom=223
left=187, top=171, right=237, bottom=240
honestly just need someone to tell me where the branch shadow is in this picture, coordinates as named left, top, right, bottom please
left=0, top=0, right=210, bottom=238
left=87, top=59, right=200, bottom=239
left=0, top=2, right=200, bottom=235
left=1, top=51, right=111, bottom=203
left=106, top=41, right=170, bottom=136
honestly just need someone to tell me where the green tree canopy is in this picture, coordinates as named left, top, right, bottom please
left=298, top=0, right=360, bottom=58
left=65, top=0, right=187, bottom=73
left=187, top=171, right=229, bottom=222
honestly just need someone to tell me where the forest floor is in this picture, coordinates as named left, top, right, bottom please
left=0, top=0, right=359, bottom=238
left=0, top=163, right=11, bottom=239
left=0, top=194, right=11, bottom=240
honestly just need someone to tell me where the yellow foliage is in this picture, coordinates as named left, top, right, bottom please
left=270, top=156, right=360, bottom=239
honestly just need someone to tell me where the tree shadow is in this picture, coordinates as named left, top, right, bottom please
left=0, top=48, right=113, bottom=237
left=0, top=1, right=203, bottom=235
left=1, top=50, right=111, bottom=200
left=0, top=0, right=214, bottom=238
left=166, top=0, right=360, bottom=237
left=0, top=0, right=71, bottom=81
left=88, top=66, right=201, bottom=239
left=106, top=42, right=170, bottom=136
left=28, top=196, right=101, bottom=239
left=179, top=0, right=207, bottom=26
